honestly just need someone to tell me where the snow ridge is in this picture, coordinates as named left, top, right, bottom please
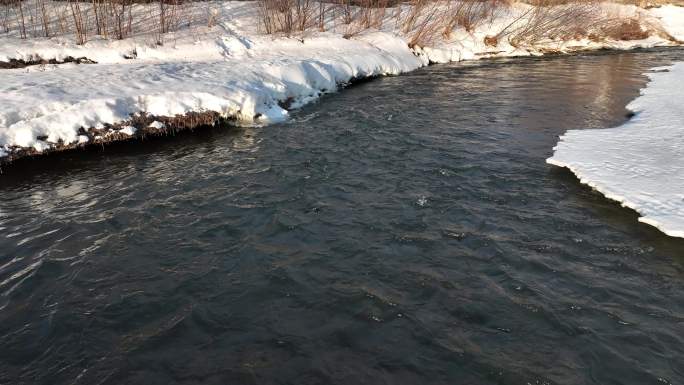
left=547, top=63, right=684, bottom=238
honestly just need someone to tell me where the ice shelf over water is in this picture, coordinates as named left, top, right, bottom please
left=548, top=62, right=684, bottom=238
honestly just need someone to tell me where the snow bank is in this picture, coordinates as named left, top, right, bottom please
left=0, top=32, right=421, bottom=153
left=0, top=0, right=683, bottom=160
left=650, top=4, right=684, bottom=41
left=547, top=63, right=684, bottom=238
left=2, top=1, right=678, bottom=66
left=406, top=2, right=684, bottom=64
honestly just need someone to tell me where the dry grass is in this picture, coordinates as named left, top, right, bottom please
left=257, top=0, right=320, bottom=34
left=1, top=0, right=206, bottom=44
left=593, top=17, right=650, bottom=41
left=442, top=0, right=504, bottom=37
left=0, top=0, right=660, bottom=48
left=254, top=0, right=627, bottom=49
left=495, top=0, right=601, bottom=47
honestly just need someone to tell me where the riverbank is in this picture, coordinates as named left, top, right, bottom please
left=3, top=49, right=684, bottom=385
left=548, top=62, right=684, bottom=238
left=1, top=0, right=683, bottom=164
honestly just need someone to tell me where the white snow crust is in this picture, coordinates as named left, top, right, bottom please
left=0, top=31, right=421, bottom=153
left=547, top=63, right=684, bottom=238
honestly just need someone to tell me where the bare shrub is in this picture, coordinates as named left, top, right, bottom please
left=442, top=0, right=503, bottom=37
left=397, top=0, right=446, bottom=47
left=317, top=1, right=325, bottom=30
left=357, top=0, right=389, bottom=29
left=400, top=0, right=429, bottom=34
left=113, top=0, right=134, bottom=39
left=1, top=2, right=9, bottom=33
left=0, top=0, right=663, bottom=54
left=495, top=0, right=600, bottom=47
left=395, top=0, right=507, bottom=48
left=3, top=0, right=26, bottom=39
left=35, top=0, right=50, bottom=36
left=594, top=17, right=650, bottom=41
left=69, top=0, right=88, bottom=44
left=410, top=13, right=441, bottom=46
left=337, top=0, right=355, bottom=25
left=257, top=0, right=318, bottom=35
left=206, top=3, right=218, bottom=28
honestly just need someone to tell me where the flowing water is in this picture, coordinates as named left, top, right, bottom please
left=1, top=49, right=684, bottom=385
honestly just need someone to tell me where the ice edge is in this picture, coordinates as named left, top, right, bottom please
left=546, top=64, right=684, bottom=239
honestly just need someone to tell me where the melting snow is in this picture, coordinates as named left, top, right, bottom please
left=119, top=126, right=138, bottom=136
left=547, top=62, right=684, bottom=238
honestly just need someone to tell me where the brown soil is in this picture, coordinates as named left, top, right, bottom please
left=0, top=111, right=236, bottom=165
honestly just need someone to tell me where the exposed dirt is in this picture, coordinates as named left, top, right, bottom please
left=0, top=111, right=237, bottom=165
left=0, top=56, right=96, bottom=69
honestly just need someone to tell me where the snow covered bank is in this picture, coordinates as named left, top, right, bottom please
left=1, top=1, right=681, bottom=66
left=0, top=0, right=683, bottom=162
left=547, top=63, right=684, bottom=238
left=0, top=32, right=422, bottom=160
left=649, top=4, right=684, bottom=42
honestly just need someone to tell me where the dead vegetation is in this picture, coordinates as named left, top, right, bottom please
left=442, top=0, right=503, bottom=37
left=254, top=0, right=508, bottom=46
left=593, top=17, right=651, bottom=41
left=253, top=0, right=659, bottom=49
left=1, top=0, right=207, bottom=44
left=493, top=0, right=600, bottom=47
left=0, top=0, right=663, bottom=48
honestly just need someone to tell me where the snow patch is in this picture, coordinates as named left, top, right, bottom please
left=119, top=126, right=137, bottom=136
left=547, top=62, right=684, bottom=238
left=649, top=5, right=684, bottom=41
left=0, top=32, right=421, bottom=155
left=148, top=121, right=165, bottom=129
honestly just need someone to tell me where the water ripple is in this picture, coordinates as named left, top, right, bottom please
left=1, top=49, right=684, bottom=384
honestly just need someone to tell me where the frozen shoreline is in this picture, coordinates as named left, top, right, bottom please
left=1, top=0, right=683, bottom=163
left=547, top=63, right=684, bottom=238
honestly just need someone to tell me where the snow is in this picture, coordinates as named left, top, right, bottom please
left=547, top=63, right=684, bottom=238
left=147, top=121, right=165, bottom=130
left=119, top=126, right=138, bottom=135
left=407, top=2, right=684, bottom=64
left=650, top=4, right=684, bottom=41
left=0, top=31, right=422, bottom=151
left=0, top=0, right=683, bottom=159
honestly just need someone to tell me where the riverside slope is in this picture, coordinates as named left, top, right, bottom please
left=1, top=1, right=684, bottom=160
left=0, top=32, right=422, bottom=156
left=548, top=63, right=684, bottom=238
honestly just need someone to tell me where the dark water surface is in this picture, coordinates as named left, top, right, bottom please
left=1, top=49, right=684, bottom=385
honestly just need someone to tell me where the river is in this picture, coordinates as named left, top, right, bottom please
left=1, top=49, right=683, bottom=384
